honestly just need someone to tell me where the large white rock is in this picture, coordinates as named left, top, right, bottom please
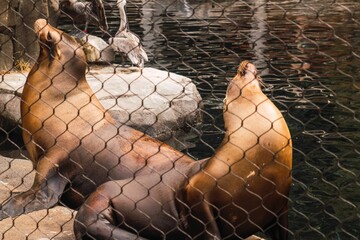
left=0, top=66, right=202, bottom=148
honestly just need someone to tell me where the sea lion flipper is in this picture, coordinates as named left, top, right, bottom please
left=179, top=183, right=221, bottom=239
left=187, top=202, right=221, bottom=239
left=74, top=181, right=149, bottom=240
left=0, top=188, right=58, bottom=219
left=0, top=150, right=69, bottom=220
left=0, top=172, right=66, bottom=219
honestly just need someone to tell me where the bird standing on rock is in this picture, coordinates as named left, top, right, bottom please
left=108, top=0, right=148, bottom=68
left=60, top=0, right=108, bottom=33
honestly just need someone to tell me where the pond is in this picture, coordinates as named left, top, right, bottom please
left=60, top=0, right=359, bottom=239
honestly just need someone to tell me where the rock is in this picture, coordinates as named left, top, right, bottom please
left=0, top=0, right=17, bottom=29
left=48, top=0, right=60, bottom=27
left=89, top=66, right=202, bottom=141
left=82, top=36, right=115, bottom=63
left=0, top=92, right=20, bottom=128
left=69, top=30, right=115, bottom=63
left=0, top=34, right=14, bottom=72
left=12, top=0, right=60, bottom=64
left=0, top=72, right=23, bottom=113
left=0, top=154, right=264, bottom=240
left=0, top=0, right=60, bottom=71
left=0, top=66, right=202, bottom=149
left=0, top=0, right=17, bottom=72
left=0, top=74, right=23, bottom=150
left=0, top=155, right=75, bottom=240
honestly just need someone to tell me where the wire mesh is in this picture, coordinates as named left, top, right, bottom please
left=0, top=0, right=359, bottom=239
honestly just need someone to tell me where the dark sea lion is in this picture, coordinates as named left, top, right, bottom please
left=74, top=61, right=293, bottom=239
left=0, top=19, right=195, bottom=219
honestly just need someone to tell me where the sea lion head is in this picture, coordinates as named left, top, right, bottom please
left=33, top=19, right=86, bottom=72
left=223, top=61, right=263, bottom=112
left=236, top=60, right=260, bottom=85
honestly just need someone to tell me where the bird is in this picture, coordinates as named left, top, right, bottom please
left=108, top=0, right=148, bottom=68
left=59, top=0, right=108, bottom=33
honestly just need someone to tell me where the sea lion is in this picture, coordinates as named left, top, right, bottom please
left=0, top=19, right=195, bottom=219
left=74, top=61, right=293, bottom=239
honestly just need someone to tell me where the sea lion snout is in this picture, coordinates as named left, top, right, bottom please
left=237, top=60, right=257, bottom=78
left=34, top=18, right=66, bottom=62
left=233, top=60, right=264, bottom=89
left=34, top=19, right=48, bottom=35
left=34, top=18, right=62, bottom=45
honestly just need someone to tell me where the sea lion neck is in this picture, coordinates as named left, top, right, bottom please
left=231, top=74, right=262, bottom=98
left=205, top=61, right=270, bottom=170
left=28, top=19, right=88, bottom=96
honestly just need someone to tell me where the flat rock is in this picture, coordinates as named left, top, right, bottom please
left=0, top=66, right=202, bottom=149
left=0, top=155, right=74, bottom=240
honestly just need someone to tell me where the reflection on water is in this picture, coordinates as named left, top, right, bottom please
left=62, top=0, right=359, bottom=238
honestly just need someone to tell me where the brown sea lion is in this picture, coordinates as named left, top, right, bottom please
left=74, top=61, right=293, bottom=239
left=0, top=19, right=195, bottom=219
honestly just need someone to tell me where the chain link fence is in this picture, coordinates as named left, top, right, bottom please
left=0, top=0, right=359, bottom=239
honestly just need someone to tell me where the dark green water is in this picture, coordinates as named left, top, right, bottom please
left=62, top=0, right=360, bottom=239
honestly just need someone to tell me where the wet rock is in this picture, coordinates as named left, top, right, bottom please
left=0, top=66, right=202, bottom=149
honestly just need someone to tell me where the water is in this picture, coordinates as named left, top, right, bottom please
left=62, top=0, right=360, bottom=239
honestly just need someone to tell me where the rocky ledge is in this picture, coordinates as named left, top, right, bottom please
left=0, top=153, right=265, bottom=240
left=0, top=66, right=203, bottom=150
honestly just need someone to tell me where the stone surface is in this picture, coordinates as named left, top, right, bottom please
left=70, top=30, right=115, bottom=63
left=88, top=66, right=202, bottom=141
left=0, top=72, right=24, bottom=129
left=0, top=154, right=265, bottom=240
left=13, top=1, right=60, bottom=63
left=0, top=0, right=60, bottom=68
left=0, top=0, right=17, bottom=29
left=0, top=34, right=14, bottom=72
left=0, top=66, right=202, bottom=148
left=0, top=154, right=75, bottom=240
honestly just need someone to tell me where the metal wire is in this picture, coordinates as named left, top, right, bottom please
left=0, top=0, right=359, bottom=239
